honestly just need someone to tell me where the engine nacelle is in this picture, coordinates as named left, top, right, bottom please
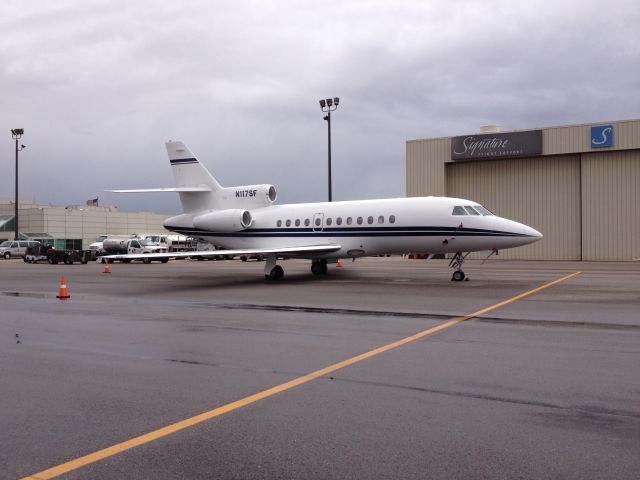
left=193, top=209, right=252, bottom=232
left=225, top=184, right=277, bottom=207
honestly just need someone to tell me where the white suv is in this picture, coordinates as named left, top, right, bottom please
left=0, top=240, right=41, bottom=259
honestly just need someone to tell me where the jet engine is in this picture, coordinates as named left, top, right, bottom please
left=193, top=209, right=252, bottom=232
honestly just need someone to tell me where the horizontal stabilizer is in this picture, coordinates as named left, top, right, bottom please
left=107, top=187, right=212, bottom=193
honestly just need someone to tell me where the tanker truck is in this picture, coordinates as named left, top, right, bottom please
left=100, top=237, right=169, bottom=263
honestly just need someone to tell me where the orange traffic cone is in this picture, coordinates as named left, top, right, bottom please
left=103, top=259, right=111, bottom=274
left=337, top=259, right=342, bottom=268
left=56, top=275, right=70, bottom=300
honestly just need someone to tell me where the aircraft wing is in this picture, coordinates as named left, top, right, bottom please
left=107, top=187, right=212, bottom=193
left=101, top=244, right=342, bottom=261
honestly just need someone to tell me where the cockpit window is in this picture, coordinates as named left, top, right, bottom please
left=464, top=206, right=480, bottom=215
left=452, top=206, right=466, bottom=215
left=474, top=205, right=494, bottom=216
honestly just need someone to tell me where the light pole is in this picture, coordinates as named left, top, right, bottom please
left=319, top=97, right=339, bottom=202
left=11, top=129, right=25, bottom=241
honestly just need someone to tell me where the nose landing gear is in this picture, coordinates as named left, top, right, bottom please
left=449, top=252, right=470, bottom=282
left=451, top=270, right=466, bottom=282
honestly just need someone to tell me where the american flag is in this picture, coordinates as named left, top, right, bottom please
left=86, top=198, right=98, bottom=206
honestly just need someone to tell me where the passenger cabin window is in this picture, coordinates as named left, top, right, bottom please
left=347, top=217, right=352, bottom=225
left=295, top=219, right=300, bottom=226
left=277, top=220, right=282, bottom=227
left=378, top=216, right=384, bottom=224
left=389, top=215, right=396, bottom=224
left=336, top=217, right=342, bottom=225
left=357, top=217, right=363, bottom=225
left=315, top=218, right=321, bottom=226
left=464, top=206, right=480, bottom=215
left=305, top=219, right=310, bottom=226
left=286, top=219, right=291, bottom=227
left=452, top=206, right=466, bottom=215
left=326, top=218, right=332, bottom=226
left=367, top=216, right=374, bottom=224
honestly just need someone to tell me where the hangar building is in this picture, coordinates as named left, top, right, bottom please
left=0, top=199, right=170, bottom=249
left=406, top=118, right=640, bottom=261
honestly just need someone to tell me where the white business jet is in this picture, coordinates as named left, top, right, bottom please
left=108, top=141, right=542, bottom=281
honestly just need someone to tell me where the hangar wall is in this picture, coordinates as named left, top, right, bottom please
left=445, top=156, right=581, bottom=260
left=581, top=150, right=640, bottom=261
left=406, top=118, right=640, bottom=261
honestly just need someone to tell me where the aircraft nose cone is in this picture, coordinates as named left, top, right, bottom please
left=515, top=223, right=543, bottom=245
left=527, top=226, right=543, bottom=240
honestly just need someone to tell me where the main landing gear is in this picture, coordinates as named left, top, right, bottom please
left=264, top=255, right=284, bottom=280
left=449, top=252, right=470, bottom=282
left=310, top=259, right=328, bottom=276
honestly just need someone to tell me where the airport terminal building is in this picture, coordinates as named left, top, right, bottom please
left=0, top=199, right=170, bottom=249
left=407, top=118, right=640, bottom=261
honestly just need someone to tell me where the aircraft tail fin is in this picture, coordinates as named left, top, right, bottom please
left=165, top=141, right=221, bottom=213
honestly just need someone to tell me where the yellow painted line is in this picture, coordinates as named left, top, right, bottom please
left=21, top=271, right=581, bottom=480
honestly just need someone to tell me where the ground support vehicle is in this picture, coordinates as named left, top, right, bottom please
left=100, top=238, right=169, bottom=263
left=24, top=244, right=50, bottom=263
left=46, top=249, right=90, bottom=265
left=141, top=234, right=194, bottom=252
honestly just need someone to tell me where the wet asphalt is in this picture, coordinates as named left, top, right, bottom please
left=1, top=257, right=639, bottom=479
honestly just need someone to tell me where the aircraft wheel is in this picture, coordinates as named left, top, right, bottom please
left=143, top=258, right=151, bottom=264
left=451, top=270, right=465, bottom=282
left=266, top=265, right=284, bottom=280
left=161, top=258, right=169, bottom=263
left=311, top=260, right=328, bottom=275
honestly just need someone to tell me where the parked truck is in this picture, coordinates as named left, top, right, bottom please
left=140, top=234, right=193, bottom=252
left=25, top=244, right=90, bottom=264
left=100, top=237, right=169, bottom=263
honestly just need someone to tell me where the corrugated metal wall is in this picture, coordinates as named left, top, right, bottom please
left=446, top=156, right=582, bottom=260
left=406, top=138, right=448, bottom=197
left=581, top=150, right=640, bottom=260
left=543, top=119, right=640, bottom=155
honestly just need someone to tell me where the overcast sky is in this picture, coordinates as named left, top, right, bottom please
left=2, top=0, right=639, bottom=214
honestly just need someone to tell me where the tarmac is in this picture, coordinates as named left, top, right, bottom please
left=1, top=257, right=639, bottom=479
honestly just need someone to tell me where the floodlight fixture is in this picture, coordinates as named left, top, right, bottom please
left=319, top=99, right=326, bottom=108
left=333, top=97, right=339, bottom=106
left=326, top=98, right=333, bottom=107
left=11, top=128, right=24, bottom=137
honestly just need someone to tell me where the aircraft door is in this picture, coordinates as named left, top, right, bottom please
left=312, top=213, right=324, bottom=232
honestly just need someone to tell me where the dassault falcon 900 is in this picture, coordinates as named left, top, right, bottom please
left=107, top=141, right=542, bottom=281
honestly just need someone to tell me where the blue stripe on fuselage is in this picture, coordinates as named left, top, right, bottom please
left=164, top=225, right=531, bottom=238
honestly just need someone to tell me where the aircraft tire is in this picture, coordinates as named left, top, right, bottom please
left=267, top=265, right=284, bottom=280
left=452, top=270, right=465, bottom=282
